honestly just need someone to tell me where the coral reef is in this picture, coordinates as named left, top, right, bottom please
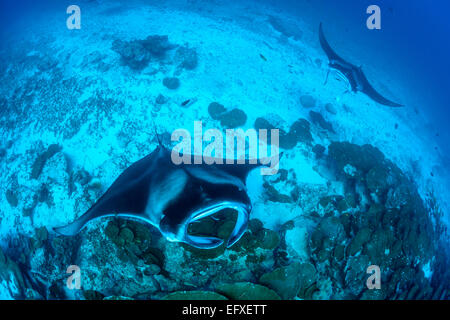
left=216, top=282, right=281, bottom=300
left=208, top=102, right=247, bottom=128
left=163, top=77, right=181, bottom=90
left=309, top=111, right=335, bottom=133
left=2, top=140, right=444, bottom=300
left=300, top=95, right=316, bottom=108
left=254, top=116, right=313, bottom=148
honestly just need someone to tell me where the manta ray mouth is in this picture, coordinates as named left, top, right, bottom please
left=184, top=201, right=250, bottom=249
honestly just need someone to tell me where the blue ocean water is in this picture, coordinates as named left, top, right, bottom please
left=0, top=0, right=449, bottom=300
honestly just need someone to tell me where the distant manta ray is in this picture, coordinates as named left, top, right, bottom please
left=319, top=23, right=403, bottom=107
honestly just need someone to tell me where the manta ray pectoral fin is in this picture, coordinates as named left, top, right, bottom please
left=362, top=79, right=404, bottom=107
left=53, top=209, right=99, bottom=236
left=227, top=208, right=249, bottom=248
left=53, top=219, right=86, bottom=236
left=54, top=210, right=151, bottom=236
left=185, top=234, right=224, bottom=249
left=356, top=67, right=404, bottom=107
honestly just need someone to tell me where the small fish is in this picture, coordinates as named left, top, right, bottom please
left=263, top=41, right=274, bottom=50
left=260, top=54, right=267, bottom=61
left=180, top=97, right=197, bottom=108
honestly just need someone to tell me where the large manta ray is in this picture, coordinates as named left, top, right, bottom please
left=319, top=23, right=403, bottom=107
left=54, top=145, right=265, bottom=249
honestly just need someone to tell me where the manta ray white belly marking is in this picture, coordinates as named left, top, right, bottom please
left=147, top=168, right=188, bottom=224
